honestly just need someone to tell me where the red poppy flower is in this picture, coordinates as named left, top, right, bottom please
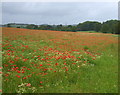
left=23, top=77, right=27, bottom=79
left=17, top=71, right=20, bottom=73
left=5, top=79, right=8, bottom=81
left=39, top=64, right=43, bottom=66
left=16, top=67, right=19, bottom=69
left=16, top=75, right=21, bottom=78
left=40, top=81, right=43, bottom=83
left=5, top=74, right=9, bottom=77
left=72, top=63, right=76, bottom=64
left=9, top=60, right=14, bottom=64
left=66, top=69, right=68, bottom=71
left=26, top=83, right=31, bottom=87
left=7, top=53, right=10, bottom=56
left=41, top=59, right=45, bottom=60
left=21, top=69, right=24, bottom=71
left=64, top=63, right=67, bottom=65
left=23, top=59, right=28, bottom=62
left=22, top=71, right=25, bottom=73
left=22, top=66, right=26, bottom=68
left=55, top=63, right=58, bottom=65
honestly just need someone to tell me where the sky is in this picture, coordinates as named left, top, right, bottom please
left=2, top=2, right=118, bottom=25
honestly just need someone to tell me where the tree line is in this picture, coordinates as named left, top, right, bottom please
left=7, top=19, right=120, bottom=34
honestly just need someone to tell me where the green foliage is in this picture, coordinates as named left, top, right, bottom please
left=6, top=24, right=11, bottom=27
left=37, top=20, right=119, bottom=34
left=100, top=20, right=120, bottom=34
left=77, top=21, right=102, bottom=32
left=83, top=46, right=89, bottom=50
left=26, top=24, right=38, bottom=29
left=5, top=19, right=120, bottom=34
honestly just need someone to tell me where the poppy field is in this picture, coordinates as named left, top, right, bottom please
left=1, top=27, right=118, bottom=93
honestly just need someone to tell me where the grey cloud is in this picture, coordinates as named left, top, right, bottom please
left=2, top=2, right=118, bottom=25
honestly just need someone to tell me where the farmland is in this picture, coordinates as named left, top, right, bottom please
left=1, top=27, right=118, bottom=93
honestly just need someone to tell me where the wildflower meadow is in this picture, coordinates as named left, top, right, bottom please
left=1, top=27, right=118, bottom=93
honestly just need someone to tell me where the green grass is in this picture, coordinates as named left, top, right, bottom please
left=112, top=35, right=120, bottom=37
left=2, top=28, right=118, bottom=93
left=77, top=31, right=98, bottom=33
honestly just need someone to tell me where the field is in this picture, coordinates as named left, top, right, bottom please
left=1, top=27, right=118, bottom=93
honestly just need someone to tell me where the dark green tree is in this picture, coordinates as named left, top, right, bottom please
left=100, top=20, right=119, bottom=34
left=26, top=24, right=38, bottom=29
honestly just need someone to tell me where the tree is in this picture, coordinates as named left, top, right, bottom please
left=7, top=24, right=11, bottom=27
left=94, top=22, right=102, bottom=32
left=117, top=21, right=120, bottom=34
left=77, top=23, right=82, bottom=31
left=100, top=24, right=110, bottom=33
left=26, top=24, right=38, bottom=29
left=77, top=21, right=101, bottom=32
left=56, top=24, right=63, bottom=31
left=100, top=20, right=119, bottom=34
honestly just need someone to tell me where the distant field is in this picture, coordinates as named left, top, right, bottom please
left=77, top=31, right=116, bottom=34
left=77, top=31, right=97, bottom=33
left=2, top=27, right=118, bottom=93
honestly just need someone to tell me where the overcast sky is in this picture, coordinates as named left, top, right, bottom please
left=2, top=2, right=118, bottom=25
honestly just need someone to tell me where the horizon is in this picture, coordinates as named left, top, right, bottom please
left=1, top=19, right=119, bottom=26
